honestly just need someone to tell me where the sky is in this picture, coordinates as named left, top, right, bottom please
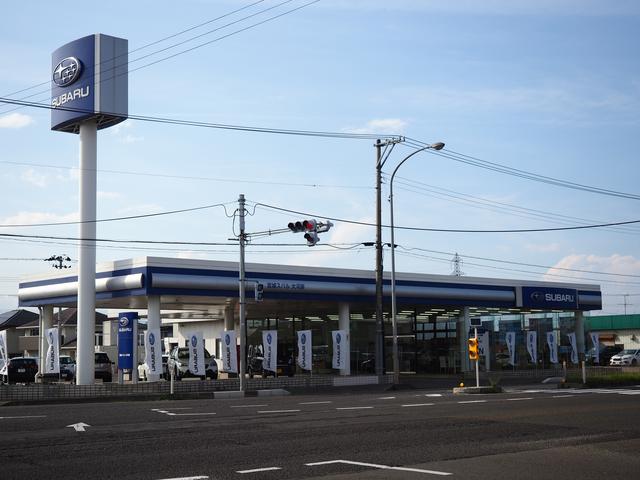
left=1, top=0, right=639, bottom=315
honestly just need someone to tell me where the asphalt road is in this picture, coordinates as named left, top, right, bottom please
left=1, top=386, right=639, bottom=479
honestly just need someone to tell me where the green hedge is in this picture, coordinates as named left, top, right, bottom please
left=567, top=372, right=640, bottom=387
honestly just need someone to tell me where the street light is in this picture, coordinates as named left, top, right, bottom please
left=388, top=141, right=445, bottom=384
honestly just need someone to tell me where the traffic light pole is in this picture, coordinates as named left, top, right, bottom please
left=474, top=327, right=480, bottom=388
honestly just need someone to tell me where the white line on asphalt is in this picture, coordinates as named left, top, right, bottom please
left=336, top=406, right=374, bottom=410
left=457, top=400, right=487, bottom=404
left=231, top=404, right=268, bottom=408
left=552, top=395, right=575, bottom=398
left=237, top=467, right=282, bottom=474
left=257, top=409, right=301, bottom=414
left=401, top=403, right=435, bottom=408
left=306, top=459, right=452, bottom=476
left=166, top=412, right=217, bottom=416
left=378, top=396, right=396, bottom=400
left=0, top=415, right=47, bottom=419
left=299, top=401, right=332, bottom=405
left=424, top=394, right=443, bottom=397
left=506, top=397, right=534, bottom=401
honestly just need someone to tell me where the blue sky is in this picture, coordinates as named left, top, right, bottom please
left=1, top=0, right=639, bottom=314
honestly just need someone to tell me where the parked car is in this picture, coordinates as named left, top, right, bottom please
left=138, top=355, right=169, bottom=381
left=94, top=352, right=113, bottom=382
left=1, top=357, right=39, bottom=383
left=167, top=347, right=218, bottom=380
left=609, top=349, right=640, bottom=366
left=585, top=345, right=622, bottom=365
left=59, top=355, right=76, bottom=381
left=246, top=344, right=294, bottom=378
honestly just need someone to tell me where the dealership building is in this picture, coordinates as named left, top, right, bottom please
left=18, top=256, right=602, bottom=376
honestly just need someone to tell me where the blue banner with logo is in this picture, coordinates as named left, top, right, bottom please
left=118, top=312, right=138, bottom=370
left=522, top=287, right=578, bottom=309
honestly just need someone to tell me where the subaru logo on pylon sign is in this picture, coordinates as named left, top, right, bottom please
left=301, top=333, right=307, bottom=345
left=49, top=331, right=54, bottom=343
left=267, top=333, right=272, bottom=345
left=149, top=333, right=155, bottom=345
left=191, top=335, right=197, bottom=347
left=53, top=57, right=82, bottom=87
left=119, top=317, right=129, bottom=327
left=336, top=333, right=342, bottom=344
left=225, top=334, right=230, bottom=346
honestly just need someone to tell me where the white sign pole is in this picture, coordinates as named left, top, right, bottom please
left=474, top=327, right=479, bottom=388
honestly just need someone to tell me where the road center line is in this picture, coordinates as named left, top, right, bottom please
left=231, top=404, right=268, bottom=408
left=237, top=467, right=282, bottom=474
left=306, top=459, right=452, bottom=476
left=167, top=412, right=216, bottom=416
left=401, top=403, right=435, bottom=408
left=506, top=397, right=533, bottom=401
left=299, top=401, right=332, bottom=405
left=336, top=406, right=374, bottom=410
left=257, top=409, right=301, bottom=414
left=457, top=400, right=487, bottom=404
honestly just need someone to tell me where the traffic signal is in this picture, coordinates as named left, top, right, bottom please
left=255, top=283, right=264, bottom=302
left=304, top=231, right=319, bottom=246
left=287, top=219, right=333, bottom=247
left=287, top=219, right=316, bottom=233
left=468, top=338, right=479, bottom=361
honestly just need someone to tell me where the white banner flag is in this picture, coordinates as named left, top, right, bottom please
left=221, top=330, right=238, bottom=373
left=262, top=330, right=277, bottom=373
left=144, top=328, right=163, bottom=377
left=505, top=331, right=516, bottom=366
left=188, top=332, right=205, bottom=376
left=567, top=332, right=578, bottom=364
left=589, top=332, right=600, bottom=364
left=526, top=331, right=537, bottom=364
left=297, top=330, right=312, bottom=371
left=0, top=330, right=8, bottom=363
left=332, top=330, right=347, bottom=370
left=44, top=327, right=60, bottom=374
left=478, top=331, right=489, bottom=357
left=547, top=331, right=558, bottom=364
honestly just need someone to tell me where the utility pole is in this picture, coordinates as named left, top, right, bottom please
left=375, top=139, right=385, bottom=376
left=238, top=194, right=247, bottom=392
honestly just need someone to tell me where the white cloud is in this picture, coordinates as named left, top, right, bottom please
left=544, top=254, right=640, bottom=281
left=21, top=168, right=49, bottom=187
left=344, top=118, right=408, bottom=135
left=0, top=113, right=34, bottom=129
left=1, top=211, right=79, bottom=226
left=108, top=120, right=144, bottom=143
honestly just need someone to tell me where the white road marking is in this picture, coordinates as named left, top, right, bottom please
left=306, top=459, right=452, bottom=476
left=231, top=404, right=268, bottom=408
left=336, top=406, right=374, bottom=410
left=401, top=403, right=435, bottom=408
left=156, top=476, right=209, bottom=480
left=424, top=393, right=443, bottom=397
left=237, top=467, right=282, bottom=474
left=457, top=400, right=487, bottom=404
left=552, top=395, right=575, bottom=398
left=299, top=401, right=332, bottom=405
left=506, top=397, right=533, bottom=401
left=166, top=412, right=216, bottom=416
left=378, top=396, right=396, bottom=400
left=257, top=409, right=301, bottom=414
left=66, top=422, right=90, bottom=432
left=0, top=415, right=46, bottom=419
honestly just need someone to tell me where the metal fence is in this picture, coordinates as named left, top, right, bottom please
left=464, top=365, right=629, bottom=380
left=0, top=374, right=393, bottom=402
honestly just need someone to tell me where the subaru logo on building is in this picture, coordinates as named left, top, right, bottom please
left=267, top=333, right=272, bottom=345
left=149, top=333, right=155, bottom=345
left=225, top=334, right=230, bottom=346
left=530, top=291, right=543, bottom=302
left=53, top=57, right=82, bottom=87
left=336, top=333, right=342, bottom=344
left=301, top=333, right=307, bottom=345
left=119, top=317, right=129, bottom=327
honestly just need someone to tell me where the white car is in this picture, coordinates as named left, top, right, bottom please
left=609, top=349, right=640, bottom=366
left=138, top=355, right=169, bottom=381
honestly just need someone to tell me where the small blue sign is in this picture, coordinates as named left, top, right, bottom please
left=522, top=287, right=578, bottom=309
left=118, top=311, right=138, bottom=370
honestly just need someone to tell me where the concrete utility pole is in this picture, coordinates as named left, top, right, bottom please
left=374, top=140, right=385, bottom=376
left=238, top=194, right=247, bottom=392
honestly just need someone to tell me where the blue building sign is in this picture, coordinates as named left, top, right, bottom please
left=51, top=34, right=128, bottom=133
left=118, top=312, right=138, bottom=370
left=522, top=287, right=578, bottom=310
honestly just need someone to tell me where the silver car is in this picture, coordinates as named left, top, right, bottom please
left=167, top=347, right=218, bottom=380
left=609, top=349, right=640, bottom=366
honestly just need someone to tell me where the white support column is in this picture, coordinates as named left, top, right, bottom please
left=76, top=119, right=97, bottom=385
left=459, top=307, right=471, bottom=372
left=39, top=305, right=54, bottom=375
left=575, top=311, right=586, bottom=360
left=338, top=303, right=351, bottom=376
left=147, top=296, right=161, bottom=382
